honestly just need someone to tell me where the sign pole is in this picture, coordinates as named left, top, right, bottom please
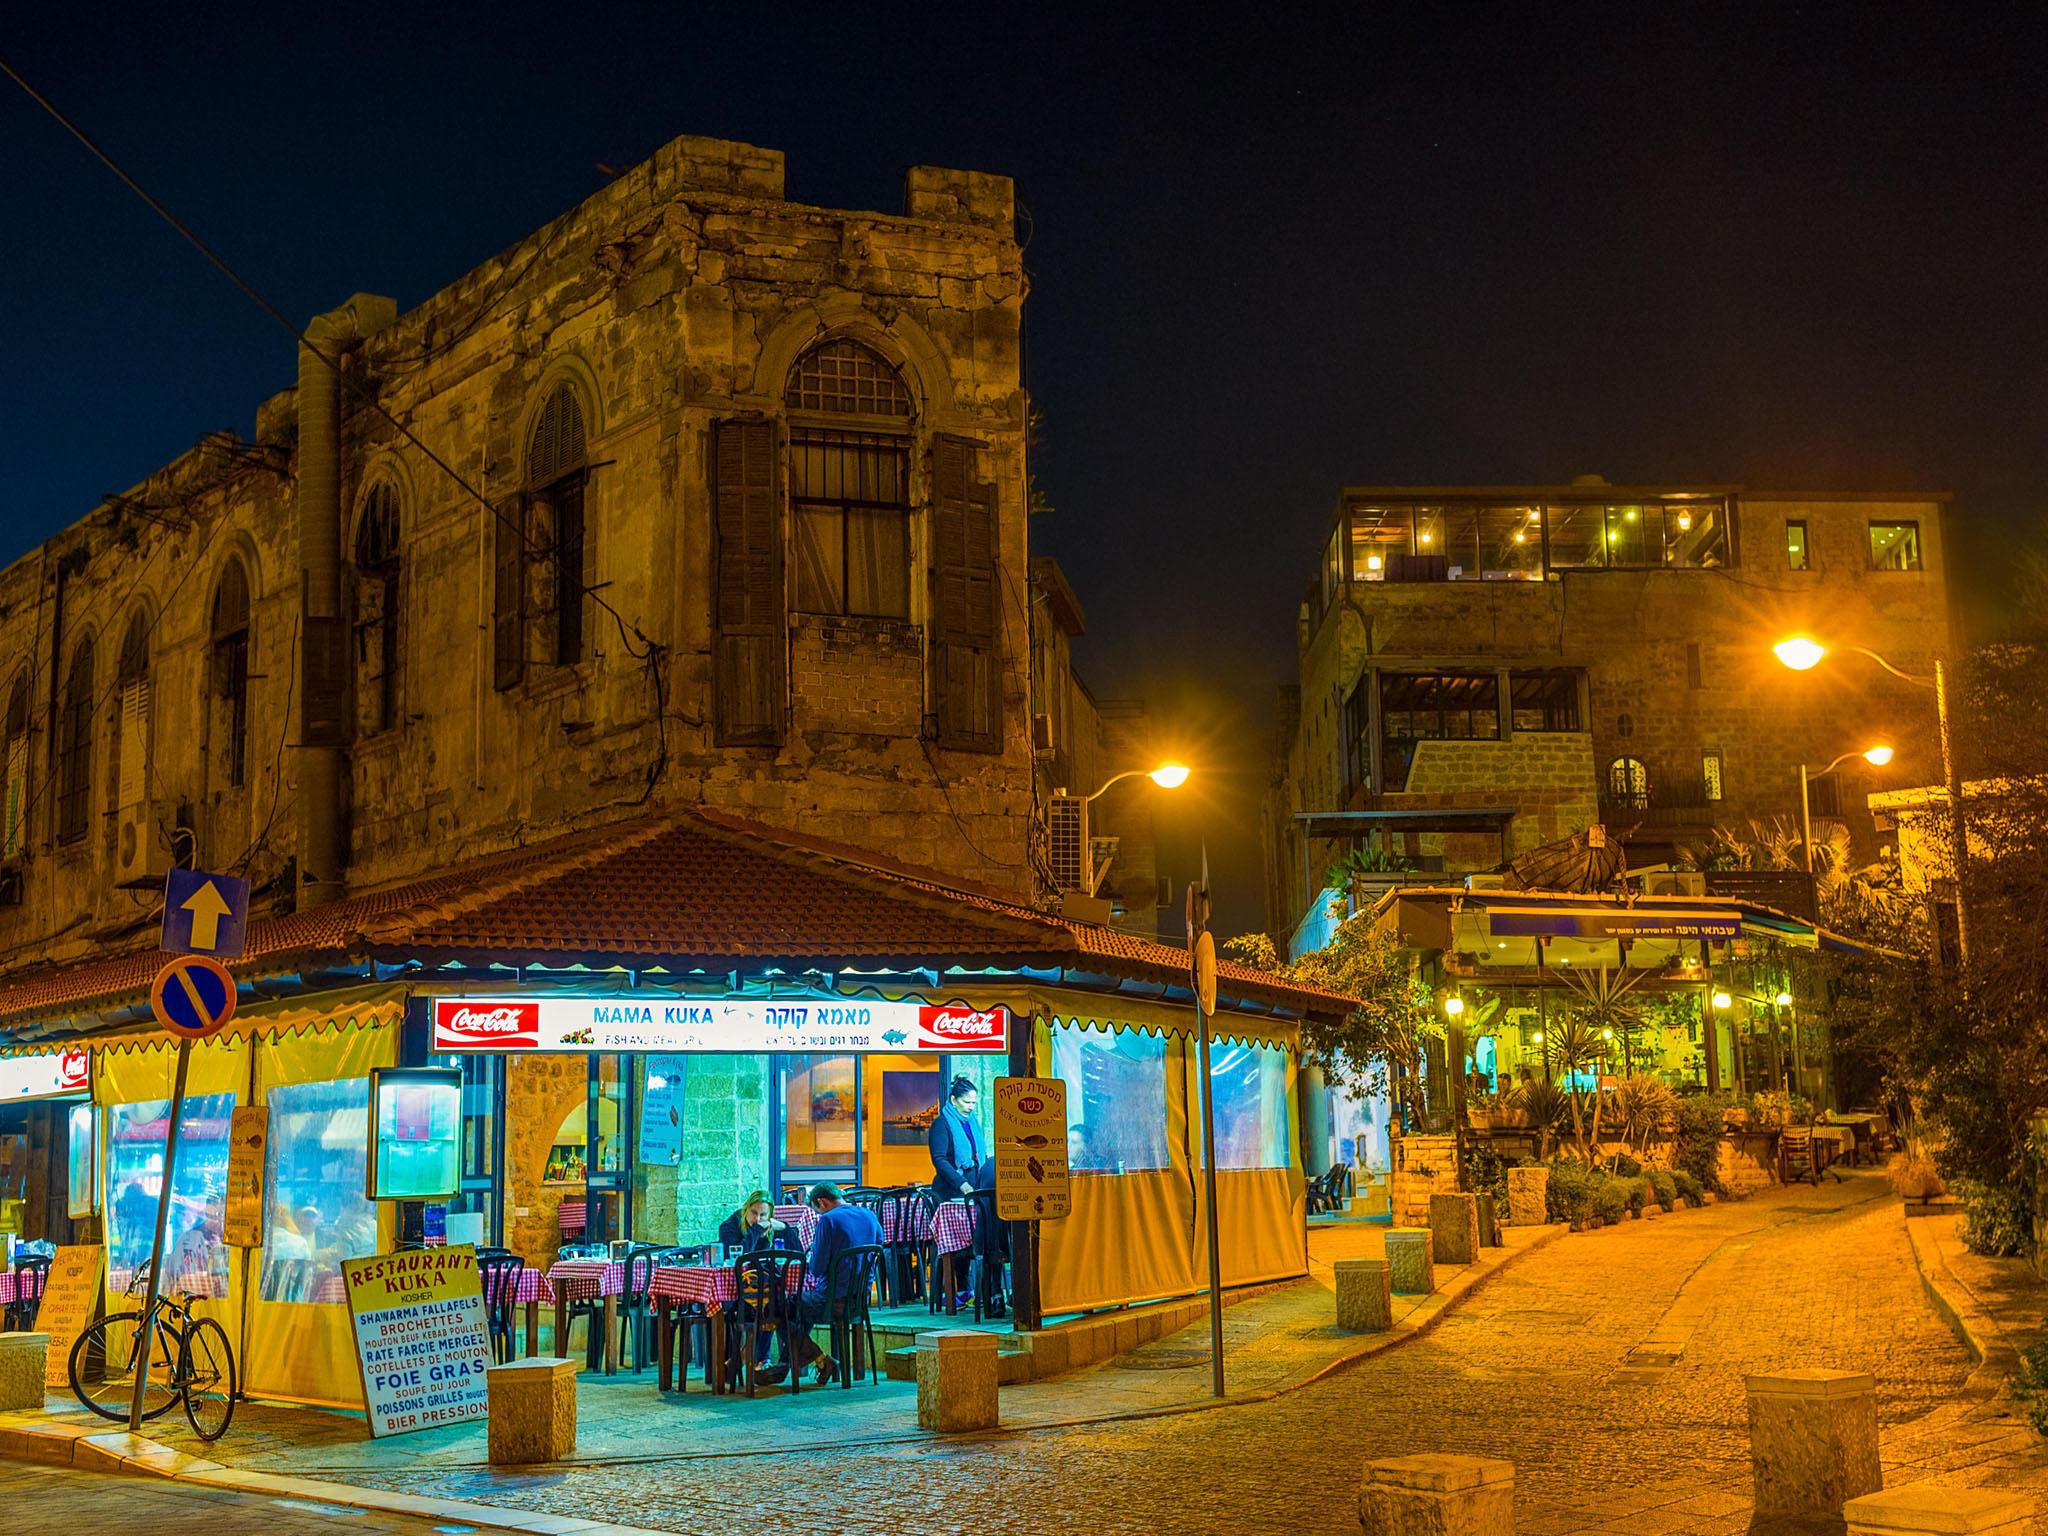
left=1187, top=880, right=1224, bottom=1399
left=128, top=1036, right=190, bottom=1431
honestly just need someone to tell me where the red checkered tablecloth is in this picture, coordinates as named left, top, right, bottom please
left=0, top=1269, right=43, bottom=1306
left=929, top=1202, right=977, bottom=1256
left=771, top=1205, right=818, bottom=1244
left=557, top=1201, right=586, bottom=1233
left=546, top=1258, right=625, bottom=1301
left=491, top=1266, right=556, bottom=1306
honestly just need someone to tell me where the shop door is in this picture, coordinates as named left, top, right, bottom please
left=585, top=1054, right=634, bottom=1243
left=777, top=1054, right=858, bottom=1191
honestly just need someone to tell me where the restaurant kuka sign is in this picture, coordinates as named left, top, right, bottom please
left=430, top=996, right=1009, bottom=1055
left=342, top=1245, right=494, bottom=1438
left=993, top=1076, right=1070, bottom=1221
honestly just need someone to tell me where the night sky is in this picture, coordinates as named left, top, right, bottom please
left=4, top=5, right=2043, bottom=936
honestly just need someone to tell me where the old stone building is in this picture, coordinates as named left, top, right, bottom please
left=1263, top=478, right=1954, bottom=945
left=0, top=132, right=1146, bottom=972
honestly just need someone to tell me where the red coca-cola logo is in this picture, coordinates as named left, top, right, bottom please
left=434, top=1000, right=540, bottom=1050
left=917, top=1006, right=1007, bottom=1051
left=57, top=1049, right=89, bottom=1092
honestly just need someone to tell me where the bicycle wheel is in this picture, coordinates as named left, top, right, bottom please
left=69, top=1311, right=180, bottom=1422
left=180, top=1317, right=236, bottom=1442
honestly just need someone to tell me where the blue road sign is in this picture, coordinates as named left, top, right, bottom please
left=161, top=869, right=250, bottom=959
left=151, top=954, right=238, bottom=1041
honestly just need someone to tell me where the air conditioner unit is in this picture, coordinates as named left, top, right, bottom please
left=1640, top=871, right=1706, bottom=898
left=1464, top=874, right=1508, bottom=890
left=113, top=799, right=170, bottom=889
left=1046, top=793, right=1088, bottom=893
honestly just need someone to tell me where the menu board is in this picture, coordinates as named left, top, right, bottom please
left=37, top=1245, right=104, bottom=1388
left=993, top=1077, right=1070, bottom=1221
left=222, top=1106, right=268, bottom=1248
left=637, top=1055, right=687, bottom=1165
left=341, top=1245, right=493, bottom=1437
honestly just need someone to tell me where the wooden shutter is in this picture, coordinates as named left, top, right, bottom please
left=492, top=496, right=527, bottom=692
left=713, top=419, right=785, bottom=745
left=930, top=435, right=1000, bottom=752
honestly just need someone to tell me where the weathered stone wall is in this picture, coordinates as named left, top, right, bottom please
left=0, top=132, right=1053, bottom=970
left=1389, top=1132, right=1460, bottom=1225
left=1718, top=1130, right=1781, bottom=1194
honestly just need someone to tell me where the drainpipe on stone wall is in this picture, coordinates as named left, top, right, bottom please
left=297, top=294, right=396, bottom=909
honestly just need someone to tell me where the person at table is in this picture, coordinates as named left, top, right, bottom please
left=718, top=1190, right=800, bottom=1255
left=790, top=1182, right=883, bottom=1385
left=1067, top=1121, right=1098, bottom=1172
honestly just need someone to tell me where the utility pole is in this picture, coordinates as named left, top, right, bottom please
left=1187, top=879, right=1224, bottom=1399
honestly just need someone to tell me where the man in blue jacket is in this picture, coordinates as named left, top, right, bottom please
left=797, top=1182, right=883, bottom=1384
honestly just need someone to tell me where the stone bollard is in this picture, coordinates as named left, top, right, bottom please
left=0, top=1333, right=49, bottom=1411
left=1334, top=1257, right=1394, bottom=1332
left=1359, top=1453, right=1514, bottom=1535
left=917, top=1329, right=998, bottom=1433
left=1475, top=1191, right=1502, bottom=1247
left=1747, top=1370, right=1882, bottom=1520
left=1506, top=1165, right=1549, bottom=1226
left=1384, top=1229, right=1436, bottom=1295
left=486, top=1356, right=578, bottom=1465
left=1356, top=1182, right=1392, bottom=1218
left=1431, top=1192, right=1481, bottom=1265
left=1845, top=1482, right=2032, bottom=1535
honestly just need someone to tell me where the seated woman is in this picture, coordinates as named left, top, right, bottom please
left=717, top=1190, right=801, bottom=1255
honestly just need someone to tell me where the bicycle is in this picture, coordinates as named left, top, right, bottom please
left=69, top=1266, right=236, bottom=1442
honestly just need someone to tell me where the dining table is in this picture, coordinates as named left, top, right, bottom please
left=649, top=1261, right=803, bottom=1394
left=545, top=1257, right=627, bottom=1374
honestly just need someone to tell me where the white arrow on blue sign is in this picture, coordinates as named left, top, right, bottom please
left=161, top=869, right=250, bottom=960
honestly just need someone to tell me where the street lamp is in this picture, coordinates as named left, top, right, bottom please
left=1797, top=744, right=1894, bottom=877
left=1774, top=635, right=1970, bottom=965
left=1530, top=1028, right=1550, bottom=1085
left=1085, top=761, right=1191, bottom=802
left=1443, top=994, right=1465, bottom=1019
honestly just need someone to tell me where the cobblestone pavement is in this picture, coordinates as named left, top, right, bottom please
left=299, top=1177, right=2048, bottom=1533
left=0, top=1457, right=451, bottom=1535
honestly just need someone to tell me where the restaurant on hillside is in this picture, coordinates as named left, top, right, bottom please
left=0, top=807, right=1354, bottom=1407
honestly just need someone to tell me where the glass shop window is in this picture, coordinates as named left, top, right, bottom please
left=1205, top=1040, right=1292, bottom=1170
left=1543, top=504, right=1606, bottom=569
left=1602, top=505, right=1658, bottom=567
left=259, top=1078, right=379, bottom=1303
left=1349, top=505, right=1412, bottom=582
left=1049, top=1022, right=1170, bottom=1173
left=1665, top=501, right=1730, bottom=568
left=1509, top=669, right=1582, bottom=732
left=105, top=1092, right=235, bottom=1297
left=1477, top=505, right=1543, bottom=579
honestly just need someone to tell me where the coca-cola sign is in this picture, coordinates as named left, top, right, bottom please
left=433, top=1001, right=541, bottom=1050
left=916, top=1006, right=1009, bottom=1052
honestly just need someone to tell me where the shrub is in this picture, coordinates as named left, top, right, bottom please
left=1647, top=1167, right=1678, bottom=1209
left=1886, top=1152, right=1946, bottom=1199
left=1545, top=1160, right=1594, bottom=1225
left=1590, top=1172, right=1631, bottom=1224
left=1612, top=1152, right=1643, bottom=1178
left=1749, top=1090, right=1793, bottom=1130
left=1672, top=1097, right=1726, bottom=1194
left=1958, top=1179, right=2031, bottom=1258
left=2014, top=1332, right=2048, bottom=1435
left=1671, top=1169, right=1704, bottom=1206
left=1466, top=1138, right=1510, bottom=1209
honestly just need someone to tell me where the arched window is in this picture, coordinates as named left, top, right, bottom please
left=528, top=385, right=588, bottom=667
left=113, top=610, right=152, bottom=815
left=1606, top=755, right=1649, bottom=810
left=56, top=634, right=95, bottom=845
left=211, top=558, right=252, bottom=790
left=785, top=340, right=912, bottom=618
left=2, top=674, right=30, bottom=859
left=354, top=484, right=401, bottom=734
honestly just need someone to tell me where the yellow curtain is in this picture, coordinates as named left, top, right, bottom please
left=1186, top=1045, right=1308, bottom=1288
left=243, top=1022, right=398, bottom=1407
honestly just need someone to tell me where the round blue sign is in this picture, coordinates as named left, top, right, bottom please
left=151, top=955, right=238, bottom=1040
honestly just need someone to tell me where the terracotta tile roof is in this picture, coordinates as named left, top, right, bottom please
left=0, top=808, right=1358, bottom=1032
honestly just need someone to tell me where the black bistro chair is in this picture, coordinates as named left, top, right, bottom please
left=726, top=1250, right=807, bottom=1397
left=5, top=1256, right=51, bottom=1330
left=873, top=1187, right=927, bottom=1306
left=821, top=1243, right=887, bottom=1387
left=654, top=1245, right=719, bottom=1390
left=617, top=1244, right=669, bottom=1371
left=476, top=1252, right=526, bottom=1363
left=927, top=1196, right=984, bottom=1322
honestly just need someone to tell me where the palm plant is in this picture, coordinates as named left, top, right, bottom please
left=1612, top=1073, right=1678, bottom=1157
left=1510, top=1080, right=1569, bottom=1160
left=1550, top=966, right=1650, bottom=1161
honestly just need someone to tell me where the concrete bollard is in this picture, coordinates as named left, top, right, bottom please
left=1334, top=1257, right=1394, bottom=1332
left=1359, top=1453, right=1514, bottom=1535
left=916, top=1329, right=998, bottom=1433
left=0, top=1333, right=49, bottom=1411
left=1506, top=1166, right=1549, bottom=1226
left=486, top=1356, right=578, bottom=1464
left=1384, top=1229, right=1436, bottom=1295
left=1475, top=1191, right=1502, bottom=1247
left=1845, top=1482, right=2033, bottom=1534
left=1747, top=1370, right=1882, bottom=1520
left=1430, top=1192, right=1481, bottom=1265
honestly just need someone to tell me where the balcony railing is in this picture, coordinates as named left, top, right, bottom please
left=1599, top=777, right=1719, bottom=827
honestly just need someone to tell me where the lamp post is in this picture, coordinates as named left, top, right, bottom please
left=1775, top=637, right=1969, bottom=967
left=1084, top=761, right=1191, bottom=803
left=1062, top=763, right=1190, bottom=908
left=1797, top=744, right=1893, bottom=876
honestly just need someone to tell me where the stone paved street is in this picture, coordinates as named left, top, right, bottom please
left=0, top=1458, right=451, bottom=1536
left=298, top=1171, right=2042, bottom=1535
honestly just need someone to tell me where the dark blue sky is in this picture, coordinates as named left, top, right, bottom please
left=4, top=4, right=2043, bottom=933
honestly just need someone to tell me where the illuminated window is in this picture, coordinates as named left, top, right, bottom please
left=1607, top=756, right=1650, bottom=810
left=1869, top=521, right=1921, bottom=571
left=1206, top=1040, right=1292, bottom=1170
left=1703, top=751, right=1724, bottom=801
left=260, top=1078, right=379, bottom=1303
left=1786, top=520, right=1810, bottom=570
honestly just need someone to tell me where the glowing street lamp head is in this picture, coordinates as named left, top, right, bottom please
left=1862, top=745, right=1895, bottom=767
left=1443, top=995, right=1465, bottom=1019
left=1148, top=763, right=1191, bottom=790
left=1712, top=991, right=1733, bottom=1009
left=1773, top=636, right=1827, bottom=672
left=1774, top=992, right=1795, bottom=1008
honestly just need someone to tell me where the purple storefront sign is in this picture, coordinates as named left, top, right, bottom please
left=1486, top=906, right=1741, bottom=941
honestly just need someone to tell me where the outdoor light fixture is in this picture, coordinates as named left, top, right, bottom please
left=1774, top=992, right=1794, bottom=1007
left=1773, top=636, right=1827, bottom=671
left=1418, top=531, right=1433, bottom=546
left=1443, top=995, right=1466, bottom=1019
left=1712, top=991, right=1733, bottom=1009
left=1366, top=554, right=1384, bottom=571
left=1863, top=745, right=1895, bottom=766
left=1676, top=512, right=1693, bottom=531
left=1796, top=743, right=1894, bottom=875
left=1084, top=763, right=1191, bottom=802
left=1530, top=1030, right=1544, bottom=1045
